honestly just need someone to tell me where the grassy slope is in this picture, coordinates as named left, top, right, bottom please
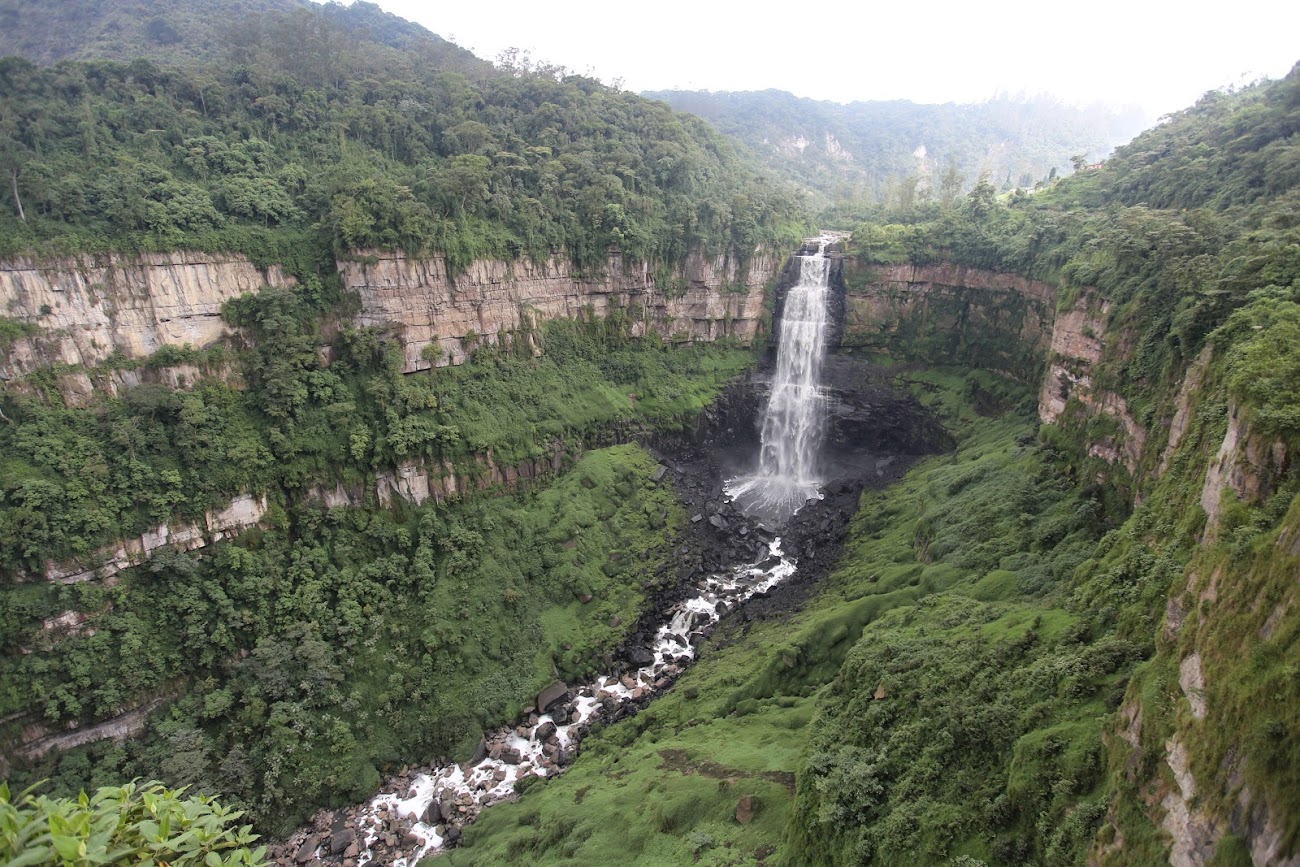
left=441, top=368, right=1123, bottom=865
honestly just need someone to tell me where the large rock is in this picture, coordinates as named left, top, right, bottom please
left=468, top=736, right=489, bottom=766
left=329, top=829, right=356, bottom=855
left=627, top=646, right=655, bottom=666
left=294, top=835, right=319, bottom=863
left=735, top=795, right=757, bottom=825
left=537, top=680, right=570, bottom=713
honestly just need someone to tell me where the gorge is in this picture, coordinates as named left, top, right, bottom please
left=0, top=6, right=1297, bottom=867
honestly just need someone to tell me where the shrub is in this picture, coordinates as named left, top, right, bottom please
left=0, top=780, right=266, bottom=866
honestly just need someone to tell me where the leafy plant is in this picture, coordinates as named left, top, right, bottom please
left=0, top=780, right=265, bottom=866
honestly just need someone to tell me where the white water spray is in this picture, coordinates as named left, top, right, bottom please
left=343, top=542, right=797, bottom=866
left=727, top=239, right=833, bottom=523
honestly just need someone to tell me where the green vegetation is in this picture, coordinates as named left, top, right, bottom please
left=4, top=441, right=688, bottom=836
left=844, top=64, right=1300, bottom=469
left=446, top=67, right=1300, bottom=866
left=0, top=14, right=806, bottom=270
left=0, top=282, right=751, bottom=572
left=1, top=779, right=265, bottom=866
left=443, top=371, right=1121, bottom=865
left=0, top=0, right=486, bottom=71
left=0, top=0, right=800, bottom=846
left=646, top=89, right=1146, bottom=212
left=2, top=1, right=1297, bottom=861
left=0, top=282, right=754, bottom=835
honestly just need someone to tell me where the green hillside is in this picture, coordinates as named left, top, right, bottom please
left=0, top=0, right=1297, bottom=863
left=645, top=88, right=1147, bottom=208
left=0, top=0, right=485, bottom=71
left=0, top=3, right=805, bottom=270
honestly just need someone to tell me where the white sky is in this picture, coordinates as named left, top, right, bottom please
left=357, top=0, right=1297, bottom=119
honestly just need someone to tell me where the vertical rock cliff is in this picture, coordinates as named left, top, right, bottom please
left=0, top=252, right=295, bottom=376
left=342, top=248, right=781, bottom=372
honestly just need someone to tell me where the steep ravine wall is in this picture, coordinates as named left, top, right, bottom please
left=839, top=260, right=1149, bottom=475
left=0, top=252, right=296, bottom=377
left=3, top=244, right=778, bottom=589
left=9, top=249, right=1294, bottom=862
left=843, top=256, right=1296, bottom=865
left=342, top=247, right=781, bottom=373
left=839, top=262, right=1056, bottom=383
left=2, top=247, right=778, bottom=388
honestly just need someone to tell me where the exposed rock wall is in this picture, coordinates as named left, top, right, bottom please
left=36, top=494, right=269, bottom=585
left=342, top=248, right=780, bottom=373
left=0, top=252, right=294, bottom=377
left=1034, top=290, right=1145, bottom=474
left=1199, top=402, right=1290, bottom=541
left=308, top=450, right=574, bottom=510
left=836, top=262, right=1160, bottom=475
left=839, top=262, right=1055, bottom=383
left=14, top=697, right=168, bottom=762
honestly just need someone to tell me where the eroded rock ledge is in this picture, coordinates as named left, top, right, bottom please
left=0, top=252, right=295, bottom=376
left=342, top=248, right=780, bottom=373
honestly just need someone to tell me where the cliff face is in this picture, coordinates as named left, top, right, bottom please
left=0, top=252, right=295, bottom=377
left=840, top=262, right=1156, bottom=477
left=35, top=494, right=270, bottom=586
left=839, top=262, right=1055, bottom=383
left=842, top=255, right=1298, bottom=866
left=342, top=248, right=780, bottom=373
left=1038, top=291, right=1148, bottom=476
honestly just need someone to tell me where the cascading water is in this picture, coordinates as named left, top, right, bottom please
left=727, top=238, right=833, bottom=523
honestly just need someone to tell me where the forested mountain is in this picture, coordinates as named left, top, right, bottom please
left=645, top=88, right=1147, bottom=207
left=0, top=11, right=806, bottom=273
left=2, top=0, right=1296, bottom=863
left=0, top=0, right=485, bottom=73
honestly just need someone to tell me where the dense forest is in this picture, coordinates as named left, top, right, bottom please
left=0, top=4, right=806, bottom=271
left=645, top=88, right=1147, bottom=210
left=0, top=0, right=488, bottom=72
left=1, top=0, right=1298, bottom=863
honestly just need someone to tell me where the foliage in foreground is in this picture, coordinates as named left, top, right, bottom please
left=0, top=780, right=264, bottom=866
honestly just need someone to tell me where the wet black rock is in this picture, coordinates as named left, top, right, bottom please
left=627, top=646, right=654, bottom=666
left=537, top=681, right=569, bottom=712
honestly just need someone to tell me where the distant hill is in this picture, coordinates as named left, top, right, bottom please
left=644, top=88, right=1148, bottom=204
left=0, top=0, right=488, bottom=74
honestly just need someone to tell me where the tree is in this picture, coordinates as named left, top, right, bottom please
left=965, top=175, right=998, bottom=218
left=939, top=159, right=963, bottom=209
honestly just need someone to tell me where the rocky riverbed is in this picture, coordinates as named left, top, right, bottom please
left=270, top=366, right=948, bottom=866
left=271, top=525, right=796, bottom=867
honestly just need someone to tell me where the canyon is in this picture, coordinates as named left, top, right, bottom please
left=3, top=242, right=1295, bottom=866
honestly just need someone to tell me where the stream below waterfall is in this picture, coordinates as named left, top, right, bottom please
left=343, top=540, right=797, bottom=866
left=282, top=237, right=842, bottom=865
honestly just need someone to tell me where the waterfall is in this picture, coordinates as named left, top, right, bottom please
left=727, top=239, right=832, bottom=523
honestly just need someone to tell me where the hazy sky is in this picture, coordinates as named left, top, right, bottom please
left=363, top=0, right=1297, bottom=118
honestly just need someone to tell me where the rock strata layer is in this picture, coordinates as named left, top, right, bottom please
left=0, top=252, right=294, bottom=376
left=342, top=248, right=780, bottom=373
